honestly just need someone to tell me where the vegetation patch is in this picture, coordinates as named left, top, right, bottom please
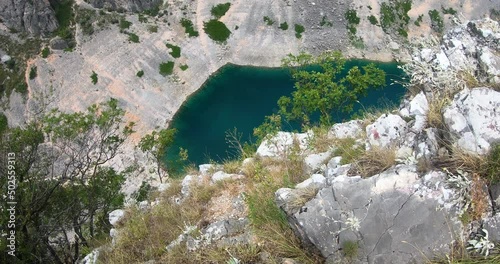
left=180, top=64, right=189, bottom=71
left=380, top=0, right=412, bottom=37
left=350, top=146, right=396, bottom=177
left=119, top=18, right=132, bottom=30
left=128, top=33, right=140, bottom=43
left=429, top=9, right=444, bottom=33
left=294, top=24, right=305, bottom=38
left=414, top=14, right=424, bottom=26
left=368, top=15, right=378, bottom=25
left=181, top=18, right=200, bottom=37
left=279, top=22, right=289, bottom=30
left=0, top=113, right=8, bottom=134
left=29, top=66, right=37, bottom=80
left=53, top=0, right=74, bottom=40
left=263, top=16, right=275, bottom=26
left=320, top=16, right=333, bottom=27
left=345, top=9, right=360, bottom=34
left=441, top=6, right=457, bottom=15
left=342, top=240, right=359, bottom=259
left=159, top=61, right=175, bottom=76
left=211, top=3, right=231, bottom=19
left=166, top=43, right=181, bottom=58
left=41, top=47, right=50, bottom=58
left=203, top=19, right=232, bottom=43
left=148, top=25, right=158, bottom=33
left=90, top=71, right=98, bottom=84
left=136, top=70, right=144, bottom=78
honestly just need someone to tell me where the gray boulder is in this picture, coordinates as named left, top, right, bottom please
left=443, top=88, right=500, bottom=155
left=278, top=165, right=464, bottom=263
left=0, top=0, right=58, bottom=36
left=108, top=209, right=125, bottom=227
left=366, top=114, right=408, bottom=148
left=50, top=37, right=69, bottom=50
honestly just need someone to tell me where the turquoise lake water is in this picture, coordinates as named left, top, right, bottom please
left=165, top=61, right=406, bottom=173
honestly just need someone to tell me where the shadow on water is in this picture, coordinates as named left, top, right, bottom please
left=165, top=61, right=406, bottom=176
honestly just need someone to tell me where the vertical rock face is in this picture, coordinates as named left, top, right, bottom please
left=86, top=0, right=162, bottom=12
left=0, top=0, right=59, bottom=36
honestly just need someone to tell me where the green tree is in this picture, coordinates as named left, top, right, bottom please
left=0, top=99, right=133, bottom=263
left=279, top=51, right=386, bottom=127
left=138, top=128, right=176, bottom=183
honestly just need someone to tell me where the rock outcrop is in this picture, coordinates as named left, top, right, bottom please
left=0, top=0, right=58, bottom=36
left=86, top=0, right=162, bottom=12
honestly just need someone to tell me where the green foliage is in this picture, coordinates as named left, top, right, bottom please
left=342, top=240, right=359, bottom=259
left=137, top=70, right=144, bottom=77
left=138, top=14, right=148, bottom=23
left=181, top=18, right=199, bottom=37
left=29, top=66, right=37, bottom=80
left=429, top=9, right=444, bottom=33
left=0, top=113, right=7, bottom=134
left=159, top=61, right=175, bottom=76
left=139, top=128, right=177, bottom=182
left=345, top=9, right=360, bottom=24
left=294, top=24, right=305, bottom=38
left=211, top=3, right=231, bottom=19
left=368, top=15, right=379, bottom=25
left=119, top=18, right=132, bottom=30
left=320, top=16, right=333, bottom=27
left=91, top=71, right=98, bottom=84
left=486, top=144, right=500, bottom=184
left=442, top=6, right=457, bottom=15
left=203, top=19, right=232, bottom=43
left=414, top=14, right=424, bottom=26
left=0, top=99, right=129, bottom=263
left=332, top=138, right=366, bottom=165
left=53, top=0, right=74, bottom=39
left=41, top=47, right=50, bottom=58
left=166, top=43, right=181, bottom=58
left=180, top=64, right=189, bottom=71
left=279, top=51, right=386, bottom=127
left=279, top=22, right=289, bottom=30
left=128, top=32, right=140, bottom=43
left=148, top=25, right=158, bottom=33
left=379, top=0, right=412, bottom=37
left=134, top=181, right=152, bottom=202
left=263, top=16, right=275, bottom=26
left=253, top=114, right=282, bottom=144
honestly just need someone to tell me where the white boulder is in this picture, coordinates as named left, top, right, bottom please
left=366, top=114, right=408, bottom=148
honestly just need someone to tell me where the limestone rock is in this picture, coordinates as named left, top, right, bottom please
left=81, top=249, right=100, bottom=264
left=256, top=131, right=311, bottom=157
left=328, top=120, right=363, bottom=139
left=483, top=214, right=500, bottom=242
left=443, top=88, right=500, bottom=155
left=108, top=209, right=125, bottom=226
left=296, top=174, right=326, bottom=189
left=304, top=151, right=331, bottom=172
left=199, top=164, right=214, bottom=175
left=1, top=55, right=12, bottom=63
left=86, top=0, right=162, bottom=13
left=280, top=166, right=463, bottom=262
left=0, top=0, right=58, bottom=36
left=50, top=37, right=69, bottom=50
left=211, top=171, right=243, bottom=182
left=490, top=183, right=500, bottom=212
left=478, top=47, right=500, bottom=83
left=366, top=114, right=408, bottom=148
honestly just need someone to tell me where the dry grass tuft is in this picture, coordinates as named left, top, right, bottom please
left=309, top=125, right=336, bottom=152
left=427, top=97, right=450, bottom=129
left=286, top=187, right=319, bottom=213
left=332, top=137, right=365, bottom=165
left=470, top=173, right=489, bottom=221
left=223, top=159, right=241, bottom=174
left=350, top=146, right=396, bottom=177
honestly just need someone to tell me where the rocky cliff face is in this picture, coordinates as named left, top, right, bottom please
left=85, top=0, right=162, bottom=12
left=0, top=0, right=59, bottom=36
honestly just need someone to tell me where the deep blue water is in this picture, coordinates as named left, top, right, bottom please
left=165, top=61, right=406, bottom=174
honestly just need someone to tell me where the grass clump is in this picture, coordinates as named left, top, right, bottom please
left=148, top=25, right=158, bottom=33
left=429, top=9, right=444, bottom=33
left=485, top=144, right=500, bottom=184
left=263, top=16, right=275, bottom=26
left=332, top=138, right=365, bottom=165
left=180, top=64, right=189, bottom=71
left=41, top=47, right=50, bottom=58
left=342, top=240, right=359, bottom=259
left=128, top=33, right=140, bottom=43
left=90, top=71, right=98, bottom=84
left=159, top=61, right=175, bottom=76
left=29, top=66, right=37, bottom=80
left=203, top=19, right=231, bottom=43
left=294, top=24, right=305, bottom=38
left=211, top=3, right=231, bottom=19
left=351, top=146, right=396, bottom=177
left=0, top=113, right=8, bottom=134
left=180, top=18, right=199, bottom=37
left=136, top=70, right=144, bottom=78
left=166, top=43, right=181, bottom=58
left=279, top=22, right=289, bottom=30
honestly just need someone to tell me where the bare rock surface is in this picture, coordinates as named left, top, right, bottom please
left=0, top=0, right=58, bottom=35
left=86, top=0, right=162, bottom=12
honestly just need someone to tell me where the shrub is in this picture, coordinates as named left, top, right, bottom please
left=345, top=9, right=360, bottom=25
left=128, top=33, right=140, bottom=43
left=41, top=47, right=50, bottom=58
left=368, top=15, right=378, bottom=25
left=211, top=3, right=231, bottom=19
left=414, top=14, right=424, bottom=26
left=428, top=9, right=444, bottom=33
left=203, top=19, right=231, bottom=43
left=180, top=64, right=189, bottom=71
left=263, top=16, right=274, bottom=26
left=441, top=6, right=457, bottom=15
left=166, top=43, right=181, bottom=58
left=119, top=18, right=132, bottom=30
left=29, top=66, right=37, bottom=80
left=294, top=24, right=305, bottom=38
left=136, top=70, right=144, bottom=78
left=0, top=113, right=8, bottom=134
left=133, top=181, right=151, bottom=202
left=379, top=0, right=412, bottom=37
left=279, top=22, right=288, bottom=30
left=90, top=71, right=98, bottom=84
left=486, top=144, right=500, bottom=184
left=159, top=61, right=174, bottom=76
left=180, top=18, right=199, bottom=37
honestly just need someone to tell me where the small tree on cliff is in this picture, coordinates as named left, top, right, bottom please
left=138, top=128, right=176, bottom=183
left=278, top=51, right=386, bottom=128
